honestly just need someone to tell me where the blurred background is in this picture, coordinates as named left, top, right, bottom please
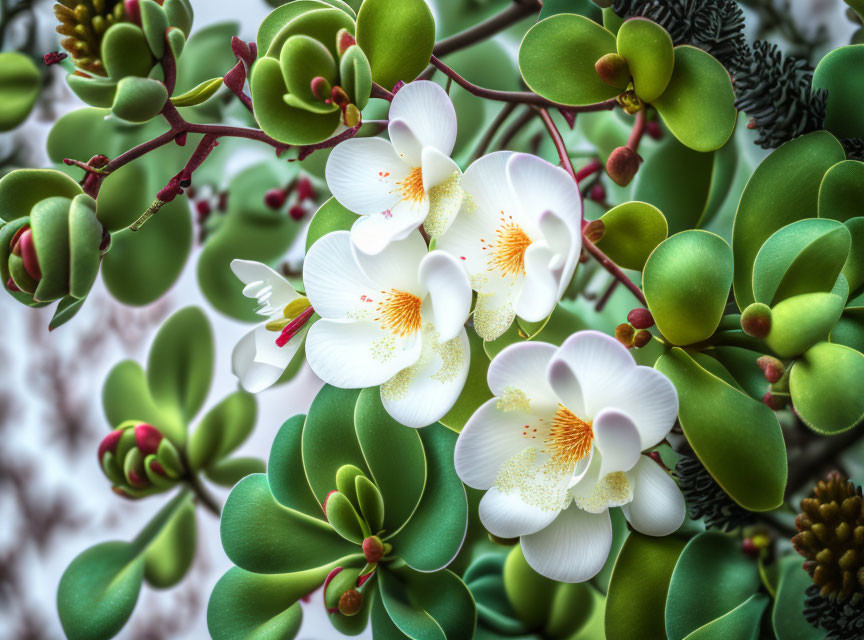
left=0, top=0, right=855, bottom=637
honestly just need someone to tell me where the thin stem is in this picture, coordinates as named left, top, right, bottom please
left=575, top=159, right=603, bottom=184
left=537, top=107, right=576, bottom=179
left=627, top=109, right=647, bottom=152
left=471, top=102, right=517, bottom=162
left=187, top=473, right=221, bottom=517
left=595, top=279, right=619, bottom=312
left=433, top=0, right=542, bottom=56
left=497, top=106, right=536, bottom=149
left=430, top=55, right=620, bottom=112
left=583, top=237, right=647, bottom=306
left=371, top=82, right=394, bottom=101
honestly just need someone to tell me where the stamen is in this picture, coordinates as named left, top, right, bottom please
left=396, top=167, right=424, bottom=203
left=374, top=289, right=422, bottom=337
left=275, top=306, right=315, bottom=347
left=545, top=405, right=593, bottom=466
left=486, top=215, right=531, bottom=276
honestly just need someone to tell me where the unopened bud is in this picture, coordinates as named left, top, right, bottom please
left=264, top=188, right=286, bottom=210
left=43, top=51, right=68, bottom=66
left=98, top=428, right=125, bottom=463
left=324, top=567, right=362, bottom=614
left=330, top=86, right=350, bottom=108
left=343, top=103, right=361, bottom=127
left=362, top=536, right=384, bottom=563
left=633, top=329, right=652, bottom=348
left=615, top=323, right=635, bottom=347
left=323, top=489, right=338, bottom=517
left=757, top=356, right=785, bottom=383
left=134, top=423, right=163, bottom=456
left=311, top=76, right=332, bottom=102
left=296, top=177, right=316, bottom=202
left=336, top=28, right=357, bottom=56
left=583, top=219, right=605, bottom=243
left=594, top=52, right=630, bottom=88
left=339, top=589, right=363, bottom=616
left=741, top=303, right=772, bottom=339
left=195, top=200, right=211, bottom=218
left=123, top=0, right=141, bottom=24
left=589, top=182, right=606, bottom=203
left=289, top=205, right=305, bottom=221
left=646, top=120, right=662, bottom=140
left=741, top=537, right=759, bottom=558
left=606, top=147, right=641, bottom=187
left=13, top=228, right=41, bottom=281
left=627, top=308, right=654, bottom=329
left=762, top=390, right=786, bottom=411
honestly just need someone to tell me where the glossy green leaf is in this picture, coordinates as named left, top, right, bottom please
left=281, top=34, right=339, bottom=113
left=171, top=77, right=224, bottom=107
left=441, top=330, right=493, bottom=432
left=147, top=306, right=214, bottom=429
left=30, top=196, right=71, bottom=302
left=188, top=391, right=257, bottom=470
left=356, top=475, right=385, bottom=535
left=112, top=75, right=168, bottom=123
left=268, top=414, right=324, bottom=518
left=605, top=532, right=686, bottom=640
left=306, top=196, right=359, bottom=252
left=144, top=495, right=196, bottom=588
left=765, top=291, right=846, bottom=358
left=101, top=360, right=184, bottom=442
left=67, top=195, right=103, bottom=299
left=790, top=341, right=864, bottom=434
left=0, top=52, right=41, bottom=131
left=842, top=218, right=864, bottom=293
left=595, top=201, right=668, bottom=270
left=732, top=131, right=846, bottom=310
left=812, top=44, right=864, bottom=140
left=302, top=385, right=367, bottom=502
left=102, top=22, right=154, bottom=80
left=518, top=14, right=620, bottom=106
left=50, top=296, right=87, bottom=331
left=818, top=160, right=864, bottom=223
left=220, top=474, right=355, bottom=574
left=353, top=388, right=426, bottom=535
left=665, top=532, right=761, bottom=640
left=773, top=555, right=827, bottom=640
left=326, top=490, right=366, bottom=543
left=355, top=0, right=435, bottom=90
left=390, top=425, right=467, bottom=571
left=643, top=230, right=732, bottom=345
left=616, top=18, right=674, bottom=103
left=0, top=168, right=82, bottom=222
left=683, top=593, right=768, bottom=640
left=96, top=162, right=150, bottom=232
left=653, top=46, right=736, bottom=152
left=503, top=545, right=558, bottom=630
left=655, top=348, right=786, bottom=511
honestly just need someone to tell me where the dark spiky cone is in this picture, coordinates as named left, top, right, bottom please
left=793, top=472, right=864, bottom=639
left=842, top=138, right=864, bottom=162
left=54, top=0, right=127, bottom=76
left=612, top=0, right=746, bottom=69
left=733, top=41, right=827, bottom=150
left=675, top=454, right=753, bottom=532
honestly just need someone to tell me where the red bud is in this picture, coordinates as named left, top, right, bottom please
left=150, top=460, right=168, bottom=476
left=627, top=308, right=654, bottom=329
left=589, top=183, right=606, bottom=203
left=338, top=589, right=363, bottom=616
left=134, top=423, right=163, bottom=456
left=615, top=323, right=635, bottom=347
left=646, top=120, right=662, bottom=140
left=606, top=146, right=641, bottom=187
left=330, top=86, right=350, bottom=108
left=124, top=0, right=141, bottom=24
left=337, top=29, right=357, bottom=56
left=264, top=189, right=286, bottom=210
left=311, top=76, right=332, bottom=102
left=16, top=229, right=41, bottom=281
left=741, top=537, right=759, bottom=558
left=594, top=52, right=630, bottom=88
left=633, top=329, right=652, bottom=349
left=296, top=177, right=316, bottom=202
left=741, top=303, right=772, bottom=339
left=762, top=391, right=786, bottom=411
left=98, top=428, right=125, bottom=463
left=362, top=536, right=384, bottom=563
left=5, top=277, right=19, bottom=292
left=756, top=356, right=785, bottom=383
left=583, top=219, right=605, bottom=243
left=289, top=205, right=305, bottom=221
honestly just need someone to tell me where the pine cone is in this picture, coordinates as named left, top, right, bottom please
left=675, top=454, right=753, bottom=532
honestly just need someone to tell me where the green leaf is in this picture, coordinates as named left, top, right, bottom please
left=353, top=388, right=426, bottom=535
left=843, top=217, right=864, bottom=293
left=326, top=490, right=367, bottom=543
left=518, top=14, right=620, bottom=106
left=205, top=457, right=267, bottom=487
left=765, top=291, right=846, bottom=358
left=790, top=341, right=864, bottom=434
left=655, top=348, right=786, bottom=511
left=683, top=593, right=768, bottom=640
left=147, top=306, right=214, bottom=430
left=665, top=532, right=761, bottom=640
left=0, top=168, right=83, bottom=222
left=306, top=196, right=359, bottom=252
left=0, top=52, right=41, bottom=132
left=171, top=77, right=224, bottom=107
left=440, top=330, right=493, bottom=432
left=653, top=46, right=736, bottom=152
left=30, top=196, right=71, bottom=302
left=188, top=391, right=257, bottom=470
left=355, top=0, right=435, bottom=90
left=139, top=0, right=169, bottom=58
left=268, top=414, right=325, bottom=518
left=773, top=555, right=827, bottom=640
left=643, top=230, right=732, bottom=345
left=378, top=566, right=477, bottom=640
left=616, top=17, right=674, bottom=103
left=503, top=545, right=557, bottom=630
left=819, top=160, right=864, bottom=223
left=112, top=76, right=168, bottom=123
left=102, top=22, right=154, bottom=80
left=144, top=495, right=196, bottom=588
left=67, top=194, right=103, bottom=299
left=50, top=295, right=87, bottom=330
left=102, top=360, right=184, bottom=443
left=605, top=532, right=686, bottom=639
left=302, top=385, right=368, bottom=502
left=732, top=131, right=845, bottom=310
left=390, top=425, right=467, bottom=571
left=595, top=201, right=668, bottom=270
left=220, top=474, right=355, bottom=573
left=356, top=475, right=385, bottom=534
left=812, top=44, right=864, bottom=140
left=96, top=162, right=150, bottom=232
left=57, top=541, right=145, bottom=640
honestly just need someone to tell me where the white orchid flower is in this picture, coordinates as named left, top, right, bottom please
left=230, top=260, right=311, bottom=394
left=325, top=80, right=463, bottom=255
left=437, top=151, right=582, bottom=341
left=454, top=330, right=684, bottom=583
left=303, top=230, right=472, bottom=428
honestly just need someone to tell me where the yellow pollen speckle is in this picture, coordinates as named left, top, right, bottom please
left=397, top=167, right=425, bottom=203
left=375, top=289, right=422, bottom=337
left=424, top=170, right=463, bottom=237
left=486, top=216, right=531, bottom=276
left=545, top=405, right=593, bottom=466
left=496, top=387, right=531, bottom=412
left=473, top=292, right=515, bottom=341
left=494, top=448, right=572, bottom=512
left=572, top=472, right=632, bottom=514
left=381, top=323, right=465, bottom=402
left=370, top=334, right=399, bottom=363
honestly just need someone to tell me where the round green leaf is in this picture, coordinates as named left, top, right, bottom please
left=665, top=531, right=761, bottom=640
left=0, top=168, right=83, bottom=222
left=812, top=44, right=864, bottom=140
left=503, top=545, right=557, bottom=630
left=96, top=162, right=150, bottom=232
left=655, top=348, right=787, bottom=511
left=101, top=360, right=184, bottom=442
left=67, top=195, right=103, bottom=299
left=389, top=425, right=467, bottom=572
left=595, top=201, right=668, bottom=270
left=268, top=414, right=325, bottom=518
left=605, top=532, right=686, bottom=640
left=102, top=22, right=155, bottom=80
left=188, top=391, right=257, bottom=470
left=220, top=474, right=355, bottom=574
left=732, top=131, right=846, bottom=310
left=144, top=495, right=196, bottom=588
left=818, top=160, right=864, bottom=223
left=683, top=593, right=768, bottom=640
left=30, top=196, right=71, bottom=302
left=773, top=555, right=827, bottom=640
left=0, top=52, right=41, bottom=131
left=765, top=291, right=846, bottom=358
left=306, top=196, right=359, bottom=252
left=112, top=76, right=168, bottom=123
left=57, top=542, right=145, bottom=640
left=653, top=45, right=736, bottom=152
left=518, top=14, right=620, bottom=106
left=643, top=230, right=732, bottom=345
left=355, top=0, right=435, bottom=90
left=353, top=387, right=426, bottom=535
left=147, top=306, right=214, bottom=429
left=842, top=218, right=864, bottom=293
left=616, top=18, right=674, bottom=103
left=790, top=341, right=864, bottom=434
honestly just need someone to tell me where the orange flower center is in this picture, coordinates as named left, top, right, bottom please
left=487, top=219, right=531, bottom=276
left=375, top=289, right=422, bottom=337
left=397, top=167, right=425, bottom=203
left=545, top=405, right=593, bottom=466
